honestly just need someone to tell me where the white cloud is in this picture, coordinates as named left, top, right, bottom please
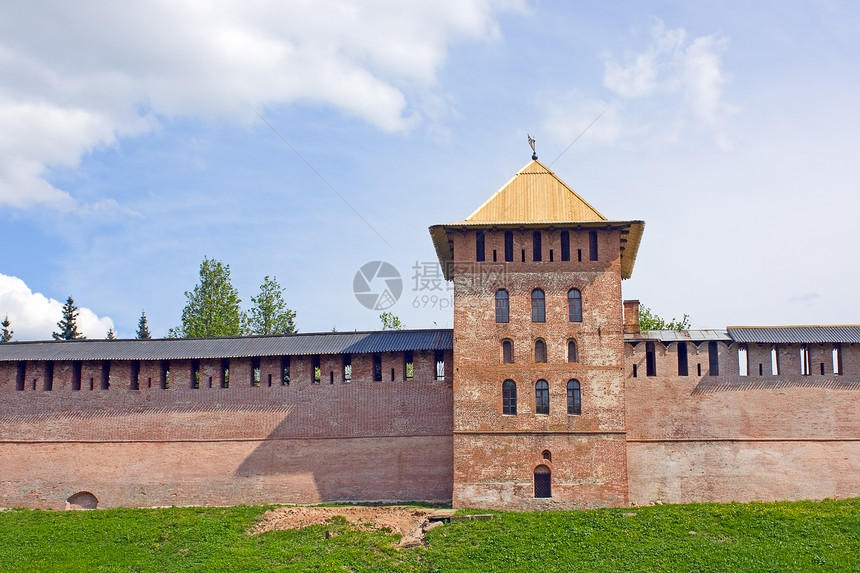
left=0, top=274, right=113, bottom=341
left=0, top=0, right=524, bottom=210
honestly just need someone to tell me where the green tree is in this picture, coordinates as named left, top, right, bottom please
left=53, top=296, right=86, bottom=340
left=173, top=257, right=244, bottom=338
left=136, top=311, right=152, bottom=339
left=106, top=327, right=117, bottom=340
left=248, top=276, right=297, bottom=335
left=379, top=312, right=403, bottom=331
left=639, top=305, right=690, bottom=331
left=1, top=314, right=12, bottom=342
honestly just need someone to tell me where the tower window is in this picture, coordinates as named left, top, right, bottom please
left=373, top=354, right=382, bottom=382
left=312, top=355, right=321, bottom=384
left=435, top=350, right=446, bottom=381
left=646, top=342, right=656, bottom=377
left=677, top=342, right=688, bottom=376
left=708, top=341, right=720, bottom=376
left=404, top=351, right=414, bottom=380
left=280, top=356, right=290, bottom=385
left=504, top=231, right=514, bottom=262
left=532, top=231, right=542, bottom=262
left=560, top=230, right=570, bottom=261
left=535, top=379, right=549, bottom=415
left=568, top=289, right=582, bottom=322
left=502, top=339, right=514, bottom=364
left=495, top=290, right=510, bottom=323
left=738, top=345, right=749, bottom=377
left=476, top=230, right=485, bottom=262
left=567, top=340, right=578, bottom=363
left=534, top=339, right=547, bottom=363
left=502, top=379, right=517, bottom=415
left=531, top=289, right=545, bottom=323
left=588, top=230, right=598, bottom=261
left=343, top=354, right=352, bottom=382
left=567, top=379, right=581, bottom=415
left=833, top=344, right=843, bottom=375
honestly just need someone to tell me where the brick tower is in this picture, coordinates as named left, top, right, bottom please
left=430, top=158, right=644, bottom=510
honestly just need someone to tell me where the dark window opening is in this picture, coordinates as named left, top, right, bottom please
left=330, top=371, right=335, bottom=384
left=16, top=361, right=25, bottom=391
left=343, top=354, right=352, bottom=382
left=758, top=363, right=763, bottom=376
left=101, top=361, right=110, bottom=390
left=280, top=356, right=290, bottom=385
left=697, top=363, right=702, bottom=376
left=588, top=230, right=598, bottom=261
left=44, top=362, right=54, bottom=391
left=251, top=357, right=261, bottom=387
left=373, top=354, right=382, bottom=382
left=535, top=339, right=547, bottom=363
left=542, top=450, right=552, bottom=462
left=677, top=342, right=688, bottom=376
left=568, top=340, right=578, bottom=363
left=504, top=231, right=514, bottom=262
left=632, top=364, right=638, bottom=378
left=567, top=379, right=581, bottom=415
left=549, top=249, right=554, bottom=262
left=560, top=231, right=570, bottom=261
left=404, top=351, right=414, bottom=381
left=568, top=289, right=582, bottom=322
left=72, top=361, right=82, bottom=391
left=577, top=249, right=582, bottom=262
left=495, top=290, right=510, bottom=323
left=531, top=289, right=546, bottom=323
left=492, top=249, right=498, bottom=262
left=221, top=358, right=230, bottom=388
left=533, top=231, right=542, bottom=261
left=161, top=361, right=169, bottom=389
left=130, top=361, right=140, bottom=390
left=535, top=379, right=549, bottom=415
left=191, top=359, right=200, bottom=389
left=267, top=373, right=272, bottom=387
left=534, top=465, right=552, bottom=498
left=502, top=339, right=514, bottom=364
left=521, top=249, right=526, bottom=262
left=708, top=341, right=719, bottom=376
left=820, top=362, right=825, bottom=375
left=502, top=379, right=517, bottom=415
left=312, top=356, right=321, bottom=384
left=435, top=350, right=445, bottom=381
left=833, top=343, right=843, bottom=375
left=645, top=342, right=657, bottom=377
left=391, top=367, right=395, bottom=382
left=476, top=230, right=485, bottom=262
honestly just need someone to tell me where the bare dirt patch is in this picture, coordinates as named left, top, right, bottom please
left=252, top=506, right=451, bottom=547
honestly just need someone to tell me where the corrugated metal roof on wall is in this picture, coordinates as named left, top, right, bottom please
left=625, top=329, right=731, bottom=343
left=0, top=329, right=454, bottom=362
left=727, top=326, right=860, bottom=344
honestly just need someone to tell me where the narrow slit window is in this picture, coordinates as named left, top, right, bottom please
left=222, top=358, right=231, bottom=388
left=404, top=351, right=414, bottom=381
left=343, top=354, right=352, bottom=382
left=738, top=345, right=749, bottom=377
left=391, top=367, right=395, bottom=382
left=435, top=350, right=445, bottom=381
left=533, top=231, right=542, bottom=261
left=502, top=379, right=517, bottom=415
left=101, top=361, right=111, bottom=390
left=502, top=339, right=514, bottom=364
left=504, top=231, right=514, bottom=262
left=251, top=357, right=261, bottom=387
left=677, top=342, right=688, bottom=376
left=646, top=342, right=657, bottom=377
left=531, top=289, right=546, bottom=323
left=568, top=289, right=582, bottom=322
left=44, top=361, right=53, bottom=391
left=577, top=249, right=582, bottom=262
left=373, top=354, right=382, bottom=382
left=771, top=346, right=779, bottom=376
left=161, top=361, right=170, bottom=389
left=130, top=361, right=140, bottom=390
left=567, top=379, right=581, bottom=415
left=495, top=290, right=510, bottom=323
left=632, top=364, right=638, bottom=378
left=72, top=361, right=82, bottom=391
left=534, top=339, right=547, bottom=363
left=800, top=345, right=811, bottom=376
left=588, top=230, right=598, bottom=261
left=476, top=230, right=485, bottom=262
left=535, top=379, right=549, bottom=415
left=16, top=361, right=25, bottom=391
left=191, top=359, right=201, bottom=389
left=521, top=249, right=526, bottom=262
left=560, top=230, right=570, bottom=261
left=313, top=355, right=321, bottom=384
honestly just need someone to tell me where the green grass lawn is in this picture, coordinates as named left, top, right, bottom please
left=0, top=498, right=858, bottom=572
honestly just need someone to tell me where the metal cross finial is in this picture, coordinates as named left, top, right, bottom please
left=527, top=134, right=537, bottom=160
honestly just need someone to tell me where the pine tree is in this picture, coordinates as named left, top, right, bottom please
left=53, top=296, right=86, bottom=340
left=1, top=314, right=12, bottom=342
left=106, top=327, right=117, bottom=340
left=136, top=311, right=152, bottom=339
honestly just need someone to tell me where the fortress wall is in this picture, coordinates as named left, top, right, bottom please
left=0, top=350, right=454, bottom=509
left=625, top=342, right=860, bottom=505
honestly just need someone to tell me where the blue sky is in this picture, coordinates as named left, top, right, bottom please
left=2, top=1, right=859, bottom=339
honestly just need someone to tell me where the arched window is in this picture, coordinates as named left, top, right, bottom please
left=568, top=289, right=582, bottom=322
left=567, top=339, right=578, bottom=363
left=534, top=339, right=547, bottom=363
left=531, top=289, right=545, bottom=323
left=502, top=380, right=517, bottom=415
left=541, top=449, right=552, bottom=462
left=502, top=339, right=514, bottom=364
left=567, top=379, right=581, bottom=415
left=495, top=290, right=509, bottom=323
left=534, top=464, right=551, bottom=498
left=535, top=379, right=549, bottom=415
